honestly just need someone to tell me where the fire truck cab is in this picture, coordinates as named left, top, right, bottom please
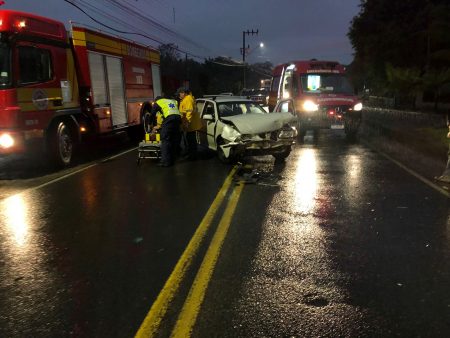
left=269, top=60, right=362, bottom=140
left=0, top=10, right=161, bottom=166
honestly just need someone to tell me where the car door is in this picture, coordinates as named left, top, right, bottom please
left=198, top=100, right=217, bottom=150
left=205, top=101, right=218, bottom=149
left=274, top=98, right=300, bottom=130
left=274, top=98, right=295, bottom=114
left=196, top=100, right=207, bottom=145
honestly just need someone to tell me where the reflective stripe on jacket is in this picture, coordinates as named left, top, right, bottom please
left=156, top=99, right=181, bottom=119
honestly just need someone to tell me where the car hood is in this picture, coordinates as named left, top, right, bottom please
left=221, top=113, right=295, bottom=134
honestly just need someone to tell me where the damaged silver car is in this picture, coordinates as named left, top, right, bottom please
left=196, top=96, right=297, bottom=163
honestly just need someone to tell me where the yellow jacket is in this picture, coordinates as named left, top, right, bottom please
left=179, top=94, right=202, bottom=132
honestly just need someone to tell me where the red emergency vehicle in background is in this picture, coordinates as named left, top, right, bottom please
left=0, top=10, right=162, bottom=166
left=269, top=60, right=362, bottom=140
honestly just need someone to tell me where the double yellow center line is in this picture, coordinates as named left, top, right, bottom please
left=135, top=166, right=244, bottom=337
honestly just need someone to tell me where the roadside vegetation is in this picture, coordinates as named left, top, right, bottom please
left=159, top=43, right=272, bottom=97
left=347, top=0, right=450, bottom=113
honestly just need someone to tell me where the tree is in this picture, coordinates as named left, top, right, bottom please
left=159, top=43, right=180, bottom=61
left=348, top=0, right=450, bottom=108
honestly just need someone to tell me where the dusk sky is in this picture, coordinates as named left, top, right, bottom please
left=2, top=0, right=362, bottom=66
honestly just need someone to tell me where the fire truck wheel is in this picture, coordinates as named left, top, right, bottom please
left=142, top=110, right=153, bottom=134
left=49, top=121, right=74, bottom=167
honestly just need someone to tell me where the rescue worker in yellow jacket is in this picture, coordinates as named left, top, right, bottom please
left=151, top=95, right=182, bottom=167
left=177, top=87, right=202, bottom=160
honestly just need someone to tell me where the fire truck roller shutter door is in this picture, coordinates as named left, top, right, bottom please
left=151, top=64, right=162, bottom=98
left=106, top=56, right=127, bottom=127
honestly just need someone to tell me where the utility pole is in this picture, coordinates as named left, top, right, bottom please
left=241, top=29, right=258, bottom=89
left=185, top=52, right=189, bottom=89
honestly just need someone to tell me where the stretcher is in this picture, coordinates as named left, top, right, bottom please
left=137, top=132, right=161, bottom=165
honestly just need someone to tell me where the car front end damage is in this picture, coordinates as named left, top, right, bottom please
left=219, top=123, right=297, bottom=158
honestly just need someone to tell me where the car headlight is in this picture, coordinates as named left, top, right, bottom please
left=221, top=124, right=242, bottom=142
left=353, top=102, right=363, bottom=111
left=302, top=100, right=319, bottom=112
left=0, top=133, right=14, bottom=149
left=278, top=126, right=297, bottom=139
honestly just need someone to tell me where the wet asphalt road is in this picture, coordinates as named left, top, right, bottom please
left=0, top=131, right=449, bottom=337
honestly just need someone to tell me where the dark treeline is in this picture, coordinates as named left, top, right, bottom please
left=348, top=0, right=450, bottom=111
left=159, top=43, right=272, bottom=98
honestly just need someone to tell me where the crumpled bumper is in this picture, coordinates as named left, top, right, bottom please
left=222, top=138, right=294, bottom=156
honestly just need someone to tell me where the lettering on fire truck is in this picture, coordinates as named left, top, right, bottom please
left=0, top=9, right=162, bottom=166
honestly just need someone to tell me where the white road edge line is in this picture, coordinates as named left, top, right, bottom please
left=3, top=147, right=138, bottom=199
left=376, top=149, right=449, bottom=198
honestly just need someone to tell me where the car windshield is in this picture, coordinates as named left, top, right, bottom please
left=0, top=43, right=11, bottom=87
left=217, top=101, right=266, bottom=118
left=300, top=74, right=354, bottom=95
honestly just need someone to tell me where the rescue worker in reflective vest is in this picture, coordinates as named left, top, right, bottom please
left=151, top=95, right=182, bottom=167
left=177, top=87, right=202, bottom=160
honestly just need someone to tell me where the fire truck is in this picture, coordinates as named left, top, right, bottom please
left=0, top=10, right=162, bottom=166
left=268, top=60, right=362, bottom=140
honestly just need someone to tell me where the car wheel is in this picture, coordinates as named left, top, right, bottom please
left=217, top=140, right=234, bottom=164
left=49, top=121, right=74, bottom=167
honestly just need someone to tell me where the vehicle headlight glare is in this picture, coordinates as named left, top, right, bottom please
left=0, top=133, right=14, bottom=148
left=303, top=100, right=319, bottom=112
left=354, top=103, right=363, bottom=111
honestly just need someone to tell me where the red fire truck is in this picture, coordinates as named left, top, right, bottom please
left=268, top=60, right=362, bottom=140
left=0, top=10, right=162, bottom=166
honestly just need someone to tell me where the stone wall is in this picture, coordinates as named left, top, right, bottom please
left=359, top=107, right=448, bottom=180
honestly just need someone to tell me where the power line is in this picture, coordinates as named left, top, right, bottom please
left=74, top=0, right=164, bottom=46
left=64, top=0, right=164, bottom=45
left=207, top=60, right=245, bottom=67
left=247, top=66, right=272, bottom=77
left=64, top=0, right=207, bottom=60
left=102, top=0, right=207, bottom=51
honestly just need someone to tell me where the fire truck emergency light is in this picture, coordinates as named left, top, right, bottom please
left=17, top=20, right=26, bottom=28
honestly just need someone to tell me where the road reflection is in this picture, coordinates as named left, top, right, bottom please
left=0, top=192, right=66, bottom=334
left=4, top=194, right=29, bottom=247
left=234, top=146, right=370, bottom=336
left=343, top=154, right=362, bottom=198
left=0, top=192, right=51, bottom=269
left=294, top=148, right=318, bottom=214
